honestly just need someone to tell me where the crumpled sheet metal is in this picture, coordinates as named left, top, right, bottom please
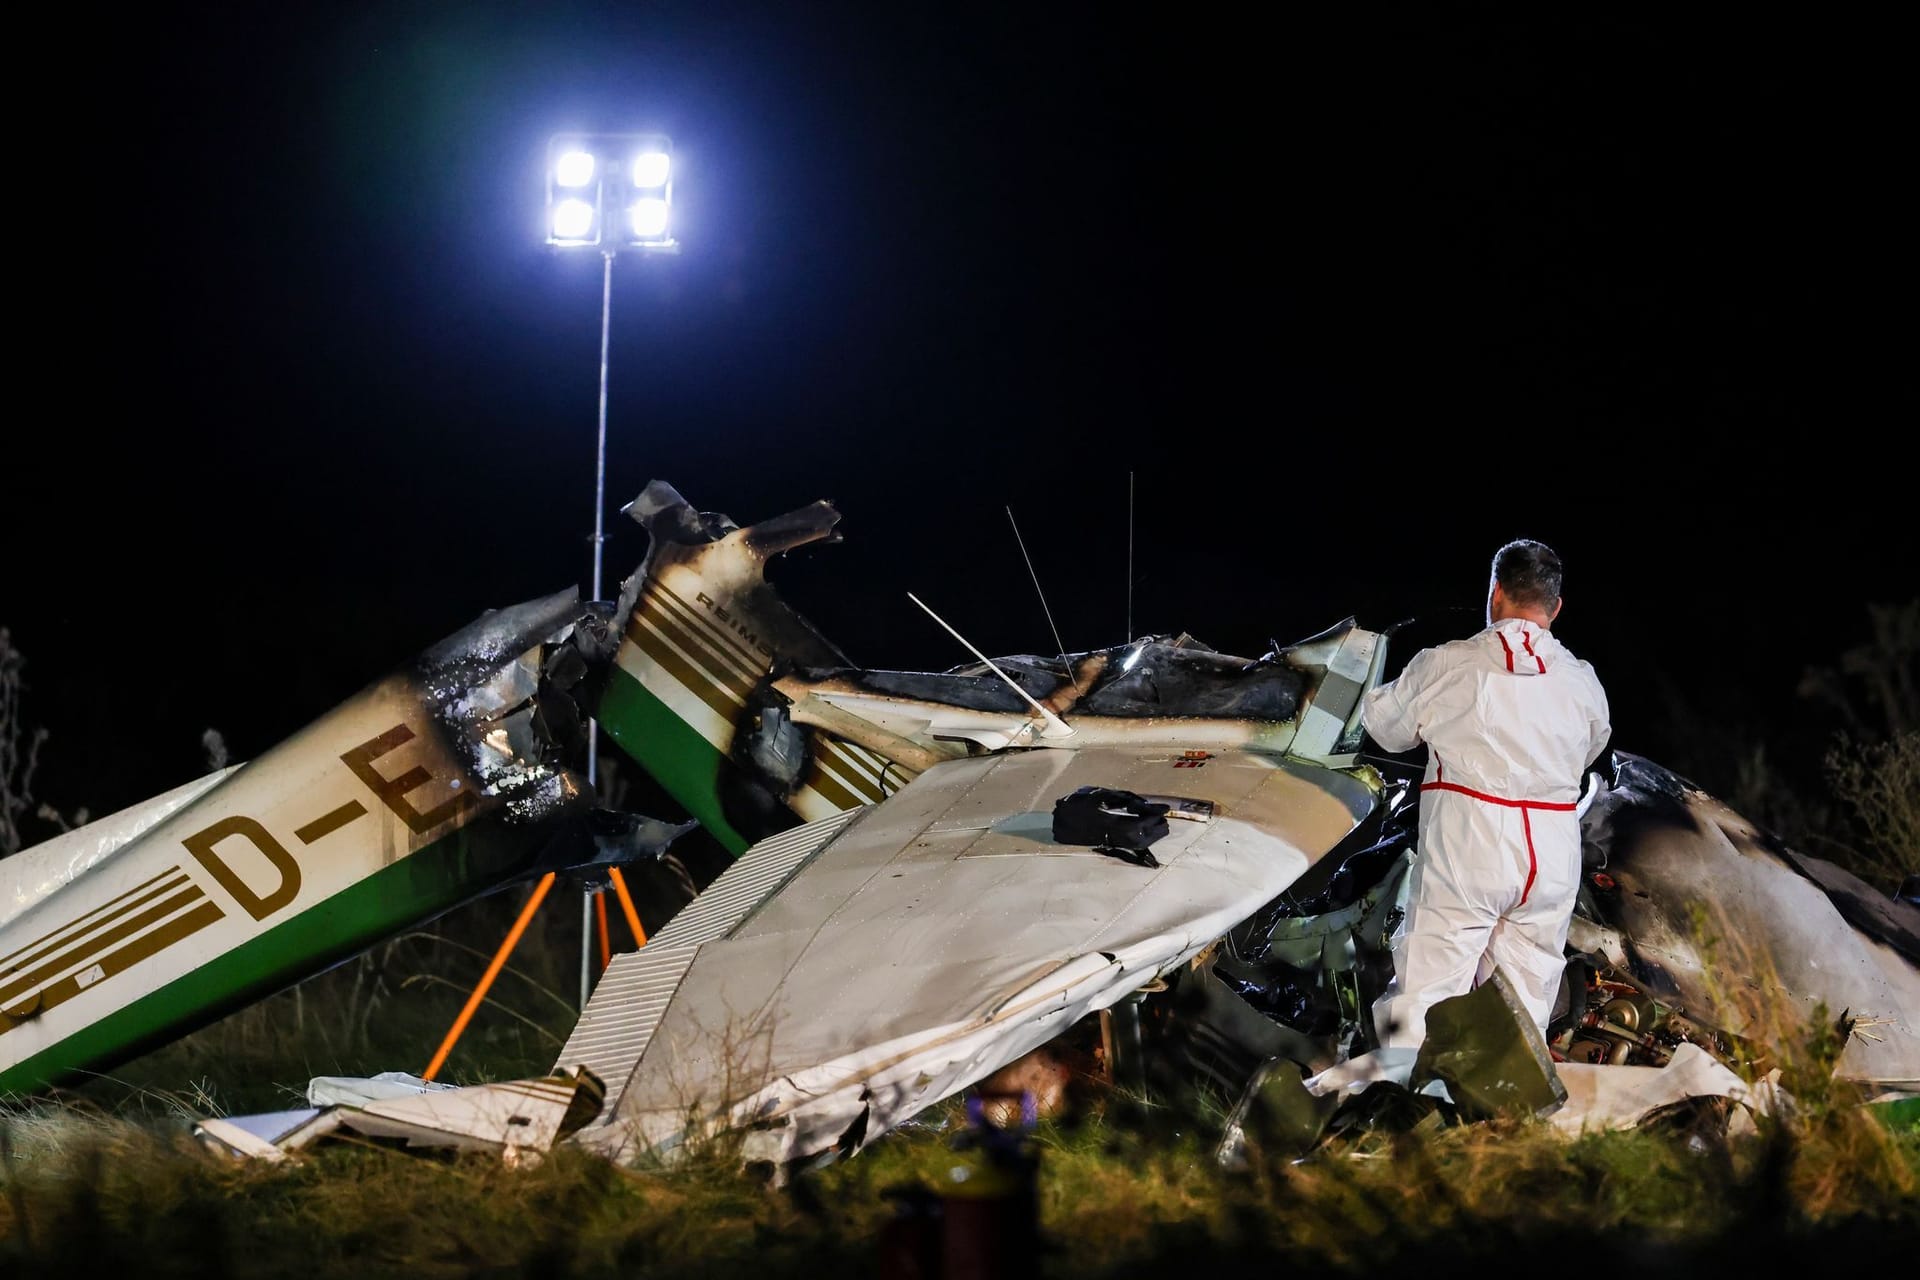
left=603, top=482, right=1390, bottom=867
left=1258, top=847, right=1411, bottom=973
left=1305, top=980, right=1782, bottom=1139
left=1153, top=961, right=1337, bottom=1096
left=197, top=1068, right=605, bottom=1164
left=416, top=586, right=601, bottom=824
left=1581, top=760, right=1920, bottom=1087
left=306, top=1069, right=456, bottom=1108
left=570, top=747, right=1377, bottom=1167
left=1550, top=1043, right=1776, bottom=1136
left=548, top=807, right=867, bottom=1123
left=615, top=480, right=848, bottom=676
left=1305, top=1041, right=1777, bottom=1138
left=1218, top=1057, right=1343, bottom=1165
left=774, top=621, right=1384, bottom=763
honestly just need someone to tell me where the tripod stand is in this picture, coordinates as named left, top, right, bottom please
left=421, top=866, right=648, bottom=1081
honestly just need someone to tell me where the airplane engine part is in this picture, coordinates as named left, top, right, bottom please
left=1551, top=963, right=1735, bottom=1071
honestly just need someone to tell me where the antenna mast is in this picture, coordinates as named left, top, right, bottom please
left=1126, top=471, right=1135, bottom=643
left=907, top=592, right=1073, bottom=738
left=1006, top=506, right=1075, bottom=690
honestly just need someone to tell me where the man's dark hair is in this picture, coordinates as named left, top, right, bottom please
left=1491, top=539, right=1563, bottom=609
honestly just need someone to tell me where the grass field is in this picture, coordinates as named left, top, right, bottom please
left=4, top=924, right=1918, bottom=1279
left=3, top=1080, right=1916, bottom=1278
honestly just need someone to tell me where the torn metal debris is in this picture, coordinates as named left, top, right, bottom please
left=194, top=1066, right=604, bottom=1165
left=1549, top=1044, right=1776, bottom=1137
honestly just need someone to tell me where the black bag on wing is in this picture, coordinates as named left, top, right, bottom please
left=1052, top=786, right=1171, bottom=859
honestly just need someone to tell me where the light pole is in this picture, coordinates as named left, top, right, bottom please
left=546, top=133, right=678, bottom=1008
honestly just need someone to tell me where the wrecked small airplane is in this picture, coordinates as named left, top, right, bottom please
left=4, top=482, right=1916, bottom=1170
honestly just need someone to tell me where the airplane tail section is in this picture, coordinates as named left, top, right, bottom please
left=599, top=482, right=913, bottom=855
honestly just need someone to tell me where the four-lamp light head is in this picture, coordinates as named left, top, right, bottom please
left=546, top=133, right=676, bottom=251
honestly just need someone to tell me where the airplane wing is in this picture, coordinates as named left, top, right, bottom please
left=556, top=743, right=1379, bottom=1165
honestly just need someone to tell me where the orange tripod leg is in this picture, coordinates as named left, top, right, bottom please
left=594, top=891, right=611, bottom=972
left=422, top=872, right=555, bottom=1082
left=608, top=866, right=648, bottom=947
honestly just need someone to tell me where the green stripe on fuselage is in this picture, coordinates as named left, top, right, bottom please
left=597, top=664, right=751, bottom=856
left=0, top=818, right=558, bottom=1095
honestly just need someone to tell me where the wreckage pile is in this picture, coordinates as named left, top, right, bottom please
left=2, top=482, right=1914, bottom=1177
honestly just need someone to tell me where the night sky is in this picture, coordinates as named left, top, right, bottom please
left=5, top=6, right=1913, bottom=833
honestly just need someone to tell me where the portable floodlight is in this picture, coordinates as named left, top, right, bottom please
left=542, top=129, right=682, bottom=1007
left=545, top=133, right=677, bottom=251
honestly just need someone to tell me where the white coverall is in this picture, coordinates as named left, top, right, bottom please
left=1361, top=618, right=1610, bottom=1047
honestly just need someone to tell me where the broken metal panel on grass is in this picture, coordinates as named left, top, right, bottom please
left=1142, top=956, right=1341, bottom=1106
left=1549, top=1043, right=1776, bottom=1137
left=1214, top=978, right=1555, bottom=1164
left=1237, top=971, right=1774, bottom=1152
left=195, top=1066, right=605, bottom=1163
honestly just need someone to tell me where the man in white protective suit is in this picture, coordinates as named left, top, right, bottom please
left=1361, top=539, right=1611, bottom=1049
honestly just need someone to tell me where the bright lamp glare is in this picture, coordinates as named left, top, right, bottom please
left=555, top=150, right=596, bottom=188
left=631, top=198, right=669, bottom=239
left=553, top=199, right=596, bottom=240
left=632, top=152, right=670, bottom=188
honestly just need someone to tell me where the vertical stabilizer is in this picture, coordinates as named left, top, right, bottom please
left=600, top=483, right=910, bottom=855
